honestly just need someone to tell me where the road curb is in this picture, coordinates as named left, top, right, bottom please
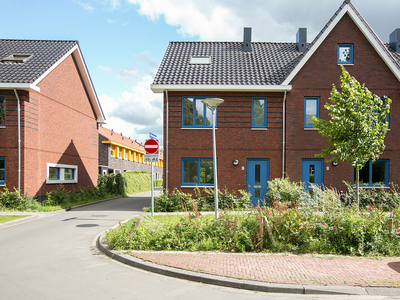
left=97, top=232, right=396, bottom=296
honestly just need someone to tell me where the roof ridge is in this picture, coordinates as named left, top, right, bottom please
left=0, top=38, right=78, bottom=43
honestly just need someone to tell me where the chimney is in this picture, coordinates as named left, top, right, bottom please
left=296, top=28, right=307, bottom=53
left=243, top=27, right=251, bottom=52
left=390, top=29, right=400, bottom=53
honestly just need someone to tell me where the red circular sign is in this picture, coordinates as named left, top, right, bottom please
left=144, top=139, right=159, bottom=154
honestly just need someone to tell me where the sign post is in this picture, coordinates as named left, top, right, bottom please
left=144, top=138, right=159, bottom=216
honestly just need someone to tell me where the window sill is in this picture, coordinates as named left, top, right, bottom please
left=352, top=185, right=389, bottom=189
left=304, top=127, right=318, bottom=130
left=181, top=127, right=216, bottom=130
left=338, top=63, right=354, bottom=66
left=251, top=128, right=267, bottom=130
left=46, top=180, right=78, bottom=184
left=181, top=185, right=214, bottom=188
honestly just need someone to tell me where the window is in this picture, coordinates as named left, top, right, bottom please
left=190, top=56, right=211, bottom=65
left=182, top=158, right=214, bottom=186
left=0, top=95, right=5, bottom=126
left=0, top=157, right=5, bottom=185
left=252, top=97, right=267, bottom=128
left=46, top=163, right=78, bottom=184
left=354, top=159, right=389, bottom=187
left=304, top=97, right=319, bottom=128
left=1, top=54, right=32, bottom=63
left=182, top=97, right=215, bottom=128
left=338, top=44, right=353, bottom=64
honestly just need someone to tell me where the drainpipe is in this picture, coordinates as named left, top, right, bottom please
left=282, top=91, right=287, bottom=179
left=165, top=90, right=169, bottom=191
left=13, top=89, right=21, bottom=192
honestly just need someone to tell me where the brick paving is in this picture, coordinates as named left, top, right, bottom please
left=129, top=252, right=400, bottom=287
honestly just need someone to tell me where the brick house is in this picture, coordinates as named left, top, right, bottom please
left=98, top=126, right=163, bottom=180
left=0, top=39, right=106, bottom=198
left=151, top=0, right=400, bottom=204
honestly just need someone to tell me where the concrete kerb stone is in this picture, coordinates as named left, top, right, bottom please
left=97, top=231, right=376, bottom=296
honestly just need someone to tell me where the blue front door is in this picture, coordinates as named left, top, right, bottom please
left=301, top=159, right=324, bottom=191
left=247, top=159, right=269, bottom=205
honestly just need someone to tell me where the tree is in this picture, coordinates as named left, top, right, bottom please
left=312, top=66, right=391, bottom=207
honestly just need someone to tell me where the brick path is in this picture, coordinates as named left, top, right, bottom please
left=130, top=252, right=400, bottom=287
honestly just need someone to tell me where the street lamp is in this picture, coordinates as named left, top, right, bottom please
left=202, top=98, right=224, bottom=219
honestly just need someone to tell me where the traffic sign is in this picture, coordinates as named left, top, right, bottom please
left=144, top=139, right=159, bottom=154
left=144, top=154, right=160, bottom=163
left=149, top=132, right=157, bottom=140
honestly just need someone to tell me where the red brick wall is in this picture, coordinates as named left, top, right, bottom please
left=164, top=91, right=285, bottom=194
left=0, top=54, right=99, bottom=197
left=286, top=13, right=400, bottom=190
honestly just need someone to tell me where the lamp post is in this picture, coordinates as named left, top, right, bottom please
left=202, top=98, right=224, bottom=219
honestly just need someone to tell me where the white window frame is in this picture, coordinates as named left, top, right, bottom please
left=46, top=163, right=78, bottom=184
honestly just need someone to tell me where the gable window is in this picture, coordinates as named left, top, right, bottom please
left=182, top=158, right=214, bottom=186
left=252, top=97, right=267, bottom=128
left=304, top=97, right=319, bottom=128
left=337, top=44, right=353, bottom=64
left=182, top=97, right=215, bottom=128
left=0, top=157, right=5, bottom=185
left=190, top=56, right=211, bottom=65
left=0, top=95, right=5, bottom=126
left=46, top=163, right=78, bottom=184
left=354, top=159, right=389, bottom=187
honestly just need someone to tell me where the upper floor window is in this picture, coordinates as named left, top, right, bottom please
left=338, top=44, right=353, bottom=64
left=252, top=97, right=267, bottom=128
left=0, top=157, right=5, bottom=185
left=0, top=95, right=5, bottom=126
left=354, top=159, right=389, bottom=187
left=181, top=158, right=214, bottom=186
left=304, top=97, right=319, bottom=128
left=182, top=97, right=215, bottom=128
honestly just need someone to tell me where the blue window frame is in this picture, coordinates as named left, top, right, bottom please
left=354, top=159, right=389, bottom=187
left=181, top=158, right=214, bottom=186
left=0, top=95, right=5, bottom=126
left=182, top=97, right=216, bottom=128
left=304, top=97, right=319, bottom=128
left=0, top=157, right=5, bottom=185
left=251, top=97, right=267, bottom=128
left=48, top=167, right=60, bottom=180
left=46, top=163, right=78, bottom=184
left=337, top=44, right=353, bottom=64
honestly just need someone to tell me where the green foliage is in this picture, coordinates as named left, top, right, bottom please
left=151, top=188, right=251, bottom=213
left=313, top=66, right=391, bottom=205
left=0, top=186, right=29, bottom=209
left=153, top=180, right=163, bottom=187
left=121, top=171, right=151, bottom=196
left=105, top=205, right=400, bottom=256
left=266, top=177, right=307, bottom=206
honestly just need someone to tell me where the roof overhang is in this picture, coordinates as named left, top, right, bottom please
left=33, top=45, right=107, bottom=124
left=102, top=140, right=146, bottom=154
left=151, top=84, right=292, bottom=93
left=283, top=4, right=400, bottom=84
left=0, top=83, right=40, bottom=92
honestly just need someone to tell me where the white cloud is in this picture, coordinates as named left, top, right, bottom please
left=73, top=0, right=95, bottom=12
left=98, top=65, right=114, bottom=74
left=99, top=75, right=163, bottom=145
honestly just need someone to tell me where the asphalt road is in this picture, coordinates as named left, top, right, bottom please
left=1, top=191, right=399, bottom=300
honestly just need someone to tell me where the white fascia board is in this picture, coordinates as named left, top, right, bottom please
left=0, top=83, right=40, bottom=92
left=150, top=84, right=292, bottom=93
left=282, top=6, right=349, bottom=85
left=283, top=4, right=400, bottom=84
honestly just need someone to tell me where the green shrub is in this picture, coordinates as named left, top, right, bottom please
left=0, top=186, right=29, bottom=209
left=153, top=180, right=163, bottom=187
left=266, top=177, right=307, bottom=206
left=121, top=171, right=151, bottom=196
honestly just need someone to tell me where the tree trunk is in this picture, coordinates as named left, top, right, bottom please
left=355, top=168, right=360, bottom=209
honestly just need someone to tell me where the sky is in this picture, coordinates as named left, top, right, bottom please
left=1, top=0, right=399, bottom=146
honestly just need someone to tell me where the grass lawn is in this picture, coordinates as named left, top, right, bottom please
left=0, top=215, right=28, bottom=224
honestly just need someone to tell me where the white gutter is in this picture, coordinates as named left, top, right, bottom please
left=0, top=83, right=40, bottom=92
left=282, top=91, right=287, bottom=178
left=151, top=84, right=292, bottom=93
left=13, top=89, right=21, bottom=192
left=165, top=90, right=169, bottom=191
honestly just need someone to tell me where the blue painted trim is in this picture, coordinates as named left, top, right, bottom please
left=246, top=158, right=270, bottom=203
left=337, top=44, right=354, bottom=64
left=0, top=157, right=5, bottom=185
left=181, top=158, right=214, bottom=186
left=304, top=97, right=319, bottom=128
left=0, top=95, right=6, bottom=127
left=49, top=167, right=60, bottom=180
left=181, top=96, right=218, bottom=128
left=301, top=158, right=324, bottom=189
left=353, top=159, right=389, bottom=187
left=251, top=97, right=267, bottom=128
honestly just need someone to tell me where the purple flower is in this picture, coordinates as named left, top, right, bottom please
left=176, top=223, right=179, bottom=226
left=322, top=223, right=325, bottom=226
left=334, top=227, right=337, bottom=231
left=220, top=215, right=224, bottom=218
left=197, top=225, right=200, bottom=228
